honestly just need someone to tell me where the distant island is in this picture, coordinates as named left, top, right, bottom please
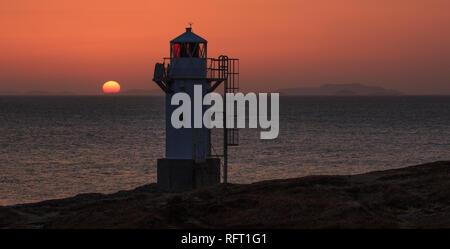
left=1, top=84, right=404, bottom=96
left=277, top=83, right=403, bottom=96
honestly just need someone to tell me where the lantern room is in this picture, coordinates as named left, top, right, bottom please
left=169, top=27, right=207, bottom=79
left=170, top=27, right=207, bottom=59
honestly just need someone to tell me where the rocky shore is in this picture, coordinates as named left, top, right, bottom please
left=1, top=161, right=450, bottom=228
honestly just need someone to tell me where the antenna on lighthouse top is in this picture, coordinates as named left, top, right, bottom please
left=186, top=22, right=193, bottom=32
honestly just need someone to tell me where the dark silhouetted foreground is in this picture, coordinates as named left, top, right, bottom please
left=1, top=161, right=450, bottom=228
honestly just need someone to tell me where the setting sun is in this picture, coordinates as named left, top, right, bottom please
left=102, top=81, right=120, bottom=93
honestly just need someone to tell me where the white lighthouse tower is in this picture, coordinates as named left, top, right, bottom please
left=165, top=27, right=210, bottom=160
left=153, top=27, right=239, bottom=191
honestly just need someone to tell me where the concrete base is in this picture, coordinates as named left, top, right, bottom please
left=157, top=158, right=220, bottom=192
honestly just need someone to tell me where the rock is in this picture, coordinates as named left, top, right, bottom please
left=1, top=161, right=449, bottom=228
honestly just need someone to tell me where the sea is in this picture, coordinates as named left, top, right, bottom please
left=1, top=95, right=449, bottom=205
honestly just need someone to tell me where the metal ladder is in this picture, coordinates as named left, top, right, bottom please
left=218, top=55, right=240, bottom=183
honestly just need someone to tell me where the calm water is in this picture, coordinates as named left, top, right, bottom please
left=1, top=96, right=449, bottom=205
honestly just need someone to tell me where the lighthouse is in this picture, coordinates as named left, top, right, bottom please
left=153, top=27, right=239, bottom=191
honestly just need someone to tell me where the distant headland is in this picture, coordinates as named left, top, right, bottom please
left=117, top=89, right=163, bottom=96
left=0, top=89, right=164, bottom=96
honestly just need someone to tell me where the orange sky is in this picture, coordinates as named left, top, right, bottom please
left=1, top=0, right=450, bottom=94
